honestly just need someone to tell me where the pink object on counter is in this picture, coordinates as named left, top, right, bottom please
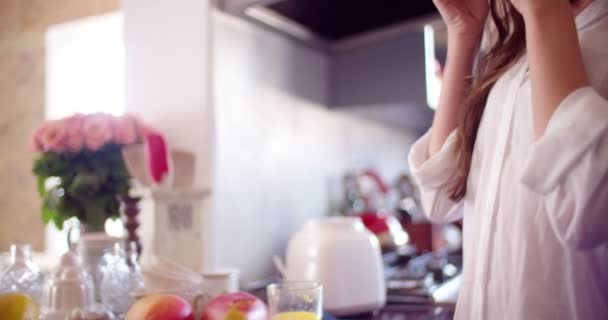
left=145, top=132, right=169, bottom=184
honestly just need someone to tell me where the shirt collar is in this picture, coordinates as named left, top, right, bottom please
left=576, top=0, right=608, bottom=31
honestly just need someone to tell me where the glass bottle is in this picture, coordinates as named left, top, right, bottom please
left=0, top=244, right=44, bottom=304
left=98, top=243, right=143, bottom=319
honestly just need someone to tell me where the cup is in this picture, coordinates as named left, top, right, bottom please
left=201, top=269, right=239, bottom=298
left=267, top=282, right=323, bottom=320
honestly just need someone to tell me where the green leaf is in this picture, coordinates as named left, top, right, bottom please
left=37, top=176, right=47, bottom=196
left=81, top=196, right=111, bottom=231
left=33, top=152, right=66, bottom=177
left=41, top=206, right=56, bottom=225
left=84, top=202, right=107, bottom=232
left=52, top=214, right=66, bottom=230
left=105, top=197, right=120, bottom=217
left=56, top=195, right=82, bottom=221
left=68, top=172, right=101, bottom=196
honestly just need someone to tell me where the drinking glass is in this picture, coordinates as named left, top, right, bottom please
left=98, top=243, right=143, bottom=319
left=267, top=282, right=323, bottom=320
left=0, top=244, right=44, bottom=304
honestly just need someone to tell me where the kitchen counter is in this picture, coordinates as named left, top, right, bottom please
left=332, top=303, right=454, bottom=320
left=324, top=304, right=454, bottom=320
left=251, top=286, right=454, bottom=320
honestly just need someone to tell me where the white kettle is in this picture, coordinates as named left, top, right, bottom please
left=278, top=217, right=386, bottom=316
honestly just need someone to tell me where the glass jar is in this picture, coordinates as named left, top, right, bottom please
left=98, top=243, right=143, bottom=318
left=0, top=244, right=44, bottom=304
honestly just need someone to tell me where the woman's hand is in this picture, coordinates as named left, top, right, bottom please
left=509, top=0, right=571, bottom=20
left=433, top=0, right=489, bottom=39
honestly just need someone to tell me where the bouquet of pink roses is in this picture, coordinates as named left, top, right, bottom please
left=32, top=113, right=162, bottom=231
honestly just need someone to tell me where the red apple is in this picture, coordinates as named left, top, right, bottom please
left=126, top=294, right=194, bottom=320
left=201, top=292, right=268, bottom=320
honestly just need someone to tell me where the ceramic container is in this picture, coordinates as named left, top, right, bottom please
left=284, top=217, right=386, bottom=316
left=201, top=269, right=239, bottom=298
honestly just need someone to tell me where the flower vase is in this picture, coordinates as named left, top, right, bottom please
left=67, top=224, right=122, bottom=301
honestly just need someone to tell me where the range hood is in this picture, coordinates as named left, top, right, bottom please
left=216, top=0, right=445, bottom=133
left=218, top=0, right=439, bottom=52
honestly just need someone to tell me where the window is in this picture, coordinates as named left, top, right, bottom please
left=44, top=12, right=125, bottom=257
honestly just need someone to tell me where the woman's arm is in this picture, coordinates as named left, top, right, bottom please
left=428, top=0, right=489, bottom=155
left=514, top=0, right=590, bottom=137
left=513, top=0, right=608, bottom=249
left=430, top=37, right=481, bottom=154
left=521, top=88, right=608, bottom=249
left=406, top=1, right=489, bottom=223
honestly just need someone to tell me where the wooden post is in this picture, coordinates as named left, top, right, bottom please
left=121, top=195, right=142, bottom=257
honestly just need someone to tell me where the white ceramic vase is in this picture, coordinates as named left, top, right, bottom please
left=68, top=229, right=122, bottom=301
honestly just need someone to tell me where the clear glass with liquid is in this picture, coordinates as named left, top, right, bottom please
left=267, top=281, right=323, bottom=320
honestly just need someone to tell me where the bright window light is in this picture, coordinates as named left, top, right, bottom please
left=424, top=25, right=441, bottom=110
left=44, top=12, right=126, bottom=258
left=46, top=13, right=125, bottom=119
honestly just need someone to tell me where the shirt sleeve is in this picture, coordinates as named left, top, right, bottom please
left=522, top=87, right=608, bottom=250
left=408, top=130, right=463, bottom=223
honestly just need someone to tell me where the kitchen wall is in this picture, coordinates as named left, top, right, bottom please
left=331, top=31, right=434, bottom=134
left=122, top=0, right=214, bottom=188
left=121, top=1, right=420, bottom=284
left=212, top=12, right=418, bottom=284
left=0, top=0, right=121, bottom=251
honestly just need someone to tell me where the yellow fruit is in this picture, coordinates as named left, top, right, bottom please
left=0, top=293, right=39, bottom=320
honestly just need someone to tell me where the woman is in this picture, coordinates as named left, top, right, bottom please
left=409, top=0, right=608, bottom=318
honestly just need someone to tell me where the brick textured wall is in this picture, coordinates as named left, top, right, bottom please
left=0, top=0, right=121, bottom=251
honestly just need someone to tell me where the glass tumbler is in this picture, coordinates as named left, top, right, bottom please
left=267, top=282, right=323, bottom=320
left=0, top=244, right=44, bottom=304
left=98, top=243, right=143, bottom=319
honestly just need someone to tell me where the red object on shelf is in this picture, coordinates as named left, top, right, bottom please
left=360, top=213, right=410, bottom=251
left=360, top=212, right=392, bottom=234
left=145, top=132, right=169, bottom=184
left=402, top=222, right=433, bottom=253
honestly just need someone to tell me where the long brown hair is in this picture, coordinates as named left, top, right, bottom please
left=449, top=0, right=527, bottom=201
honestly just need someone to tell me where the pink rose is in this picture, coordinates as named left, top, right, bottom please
left=83, top=113, right=113, bottom=151
left=39, top=120, right=68, bottom=152
left=64, top=114, right=85, bottom=153
left=32, top=121, right=50, bottom=152
left=112, top=115, right=138, bottom=145
left=131, top=116, right=157, bottom=140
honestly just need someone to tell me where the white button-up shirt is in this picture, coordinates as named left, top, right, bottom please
left=408, top=1, right=608, bottom=319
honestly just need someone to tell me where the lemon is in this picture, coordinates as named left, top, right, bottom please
left=0, top=293, right=39, bottom=320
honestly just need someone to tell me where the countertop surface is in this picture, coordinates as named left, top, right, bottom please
left=329, top=304, right=454, bottom=320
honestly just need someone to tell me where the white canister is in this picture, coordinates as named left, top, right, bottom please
left=201, top=269, right=239, bottom=298
left=285, top=217, right=386, bottom=316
